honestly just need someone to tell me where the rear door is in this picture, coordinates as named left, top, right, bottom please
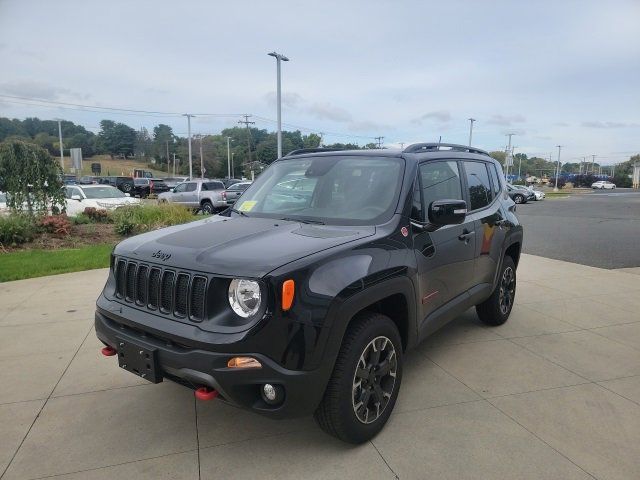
left=461, top=160, right=507, bottom=288
left=413, top=160, right=477, bottom=323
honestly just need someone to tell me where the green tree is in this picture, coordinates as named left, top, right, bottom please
left=97, top=120, right=136, bottom=158
left=0, top=140, right=65, bottom=215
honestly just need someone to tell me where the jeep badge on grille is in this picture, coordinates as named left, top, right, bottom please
left=152, top=250, right=172, bottom=261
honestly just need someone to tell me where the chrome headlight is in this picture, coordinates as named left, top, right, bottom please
left=228, top=279, right=261, bottom=318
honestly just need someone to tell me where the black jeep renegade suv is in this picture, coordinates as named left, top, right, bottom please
left=95, top=143, right=523, bottom=443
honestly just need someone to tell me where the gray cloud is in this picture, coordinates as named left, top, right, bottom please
left=412, top=111, right=452, bottom=124
left=348, top=120, right=392, bottom=133
left=306, top=102, right=352, bottom=123
left=487, top=114, right=526, bottom=126
left=554, top=122, right=570, bottom=127
left=0, top=80, right=87, bottom=101
left=581, top=121, right=639, bottom=129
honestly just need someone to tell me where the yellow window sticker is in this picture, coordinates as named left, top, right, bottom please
left=238, top=200, right=257, bottom=212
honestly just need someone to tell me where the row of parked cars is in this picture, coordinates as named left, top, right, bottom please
left=505, top=183, right=545, bottom=204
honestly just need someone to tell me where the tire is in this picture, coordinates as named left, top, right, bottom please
left=514, top=194, right=524, bottom=204
left=122, top=182, right=132, bottom=193
left=201, top=200, right=214, bottom=214
left=314, top=312, right=402, bottom=444
left=476, top=255, right=517, bottom=326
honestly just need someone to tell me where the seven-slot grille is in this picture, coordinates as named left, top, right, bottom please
left=115, top=258, right=207, bottom=322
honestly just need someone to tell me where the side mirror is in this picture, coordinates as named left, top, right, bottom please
left=71, top=194, right=82, bottom=201
left=428, top=199, right=467, bottom=226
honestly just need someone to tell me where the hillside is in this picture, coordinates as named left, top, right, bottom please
left=64, top=155, right=168, bottom=178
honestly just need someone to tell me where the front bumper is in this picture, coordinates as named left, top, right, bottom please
left=94, top=306, right=329, bottom=418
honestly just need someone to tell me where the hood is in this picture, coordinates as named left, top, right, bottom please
left=114, top=215, right=376, bottom=277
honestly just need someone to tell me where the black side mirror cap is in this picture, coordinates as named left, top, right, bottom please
left=428, top=199, right=467, bottom=226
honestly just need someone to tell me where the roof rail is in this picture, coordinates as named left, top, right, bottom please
left=284, top=147, right=345, bottom=156
left=403, top=143, right=490, bottom=156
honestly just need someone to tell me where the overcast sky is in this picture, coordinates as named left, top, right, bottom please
left=0, top=0, right=638, bottom=164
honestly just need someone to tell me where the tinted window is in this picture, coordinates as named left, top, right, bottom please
left=419, top=161, right=463, bottom=213
left=173, top=183, right=187, bottom=193
left=202, top=181, right=224, bottom=191
left=488, top=164, right=502, bottom=197
left=464, top=161, right=492, bottom=210
left=184, top=183, right=197, bottom=192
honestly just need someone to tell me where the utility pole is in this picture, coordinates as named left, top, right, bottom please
left=468, top=118, right=476, bottom=146
left=173, top=153, right=177, bottom=176
left=166, top=141, right=170, bottom=174
left=226, top=136, right=232, bottom=179
left=554, top=145, right=562, bottom=192
left=268, top=51, right=289, bottom=159
left=183, top=114, right=195, bottom=179
left=591, top=154, right=596, bottom=175
left=199, top=135, right=204, bottom=179
left=238, top=114, right=255, bottom=172
left=55, top=118, right=64, bottom=170
left=231, top=153, right=235, bottom=178
left=374, top=136, right=384, bottom=149
left=505, top=133, right=515, bottom=178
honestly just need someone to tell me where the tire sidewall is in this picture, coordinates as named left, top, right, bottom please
left=514, top=194, right=523, bottom=204
left=202, top=201, right=213, bottom=214
left=496, top=256, right=517, bottom=321
left=335, top=316, right=403, bottom=443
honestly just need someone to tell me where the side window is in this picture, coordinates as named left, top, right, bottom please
left=185, top=183, right=197, bottom=192
left=65, top=187, right=81, bottom=199
left=464, top=161, right=492, bottom=210
left=419, top=161, right=463, bottom=213
left=488, top=164, right=502, bottom=197
left=173, top=183, right=187, bottom=193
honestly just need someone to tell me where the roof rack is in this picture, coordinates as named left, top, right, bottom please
left=403, top=143, right=490, bottom=156
left=284, top=147, right=345, bottom=156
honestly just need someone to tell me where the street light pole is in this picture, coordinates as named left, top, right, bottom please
left=268, top=51, right=289, bottom=159
left=183, top=114, right=195, bottom=179
left=226, top=136, right=232, bottom=179
left=554, top=145, right=562, bottom=192
left=505, top=133, right=515, bottom=179
left=231, top=153, right=235, bottom=178
left=55, top=119, right=64, bottom=170
left=467, top=118, right=475, bottom=146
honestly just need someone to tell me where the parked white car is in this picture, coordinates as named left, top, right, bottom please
left=64, top=185, right=140, bottom=216
left=591, top=181, right=616, bottom=189
left=526, top=186, right=545, bottom=201
left=0, top=192, right=8, bottom=215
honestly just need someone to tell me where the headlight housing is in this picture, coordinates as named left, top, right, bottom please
left=228, top=279, right=261, bottom=318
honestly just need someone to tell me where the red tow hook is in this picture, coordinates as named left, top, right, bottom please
left=101, top=346, right=117, bottom=357
left=195, top=387, right=219, bottom=401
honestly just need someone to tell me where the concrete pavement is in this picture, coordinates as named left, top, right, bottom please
left=1, top=255, right=639, bottom=479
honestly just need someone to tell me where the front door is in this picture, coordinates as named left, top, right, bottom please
left=412, top=160, right=476, bottom=325
left=182, top=182, right=199, bottom=207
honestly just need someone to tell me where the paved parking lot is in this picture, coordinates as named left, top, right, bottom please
left=519, top=189, right=640, bottom=268
left=1, top=255, right=639, bottom=480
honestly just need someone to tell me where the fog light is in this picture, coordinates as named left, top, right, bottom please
left=261, top=383, right=284, bottom=405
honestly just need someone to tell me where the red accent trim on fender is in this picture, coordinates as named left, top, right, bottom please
left=421, top=290, right=439, bottom=304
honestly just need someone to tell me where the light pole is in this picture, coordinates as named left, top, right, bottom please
left=231, top=153, right=235, bottom=178
left=468, top=118, right=476, bottom=146
left=54, top=118, right=64, bottom=169
left=226, top=136, right=232, bottom=179
left=505, top=133, right=515, bottom=179
left=183, top=114, right=195, bottom=179
left=554, top=145, right=562, bottom=192
left=268, top=51, right=289, bottom=159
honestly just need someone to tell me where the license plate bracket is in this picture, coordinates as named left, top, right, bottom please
left=116, top=337, right=162, bottom=383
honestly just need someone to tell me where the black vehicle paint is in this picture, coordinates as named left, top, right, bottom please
left=95, top=144, right=522, bottom=432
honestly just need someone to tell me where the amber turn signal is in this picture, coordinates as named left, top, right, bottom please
left=282, top=279, right=295, bottom=311
left=227, top=357, right=262, bottom=369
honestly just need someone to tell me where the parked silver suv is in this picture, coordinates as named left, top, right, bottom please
left=157, top=179, right=227, bottom=213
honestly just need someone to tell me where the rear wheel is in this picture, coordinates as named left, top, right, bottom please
left=122, top=182, right=132, bottom=193
left=201, top=200, right=214, bottom=214
left=476, top=256, right=516, bottom=326
left=513, top=194, right=524, bottom=204
left=315, top=312, right=402, bottom=444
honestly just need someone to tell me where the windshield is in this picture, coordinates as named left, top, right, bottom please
left=81, top=186, right=126, bottom=199
left=234, top=156, right=404, bottom=225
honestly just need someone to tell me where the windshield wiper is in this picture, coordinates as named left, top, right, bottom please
left=231, top=208, right=249, bottom=217
left=280, top=217, right=325, bottom=225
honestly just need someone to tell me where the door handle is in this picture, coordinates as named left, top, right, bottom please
left=458, top=229, right=474, bottom=241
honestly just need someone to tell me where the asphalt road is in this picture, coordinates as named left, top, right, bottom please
left=518, top=189, right=640, bottom=269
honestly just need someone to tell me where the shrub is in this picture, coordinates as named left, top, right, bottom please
left=83, top=207, right=111, bottom=223
left=547, top=177, right=566, bottom=189
left=71, top=213, right=92, bottom=225
left=39, top=214, right=72, bottom=236
left=111, top=203, right=194, bottom=236
left=0, top=214, right=37, bottom=245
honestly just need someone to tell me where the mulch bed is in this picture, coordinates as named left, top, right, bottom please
left=1, top=223, right=120, bottom=253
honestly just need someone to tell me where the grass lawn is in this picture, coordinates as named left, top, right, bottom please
left=0, top=243, right=113, bottom=282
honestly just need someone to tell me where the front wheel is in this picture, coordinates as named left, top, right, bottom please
left=476, top=256, right=516, bottom=326
left=514, top=194, right=524, bottom=204
left=314, top=312, right=402, bottom=444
